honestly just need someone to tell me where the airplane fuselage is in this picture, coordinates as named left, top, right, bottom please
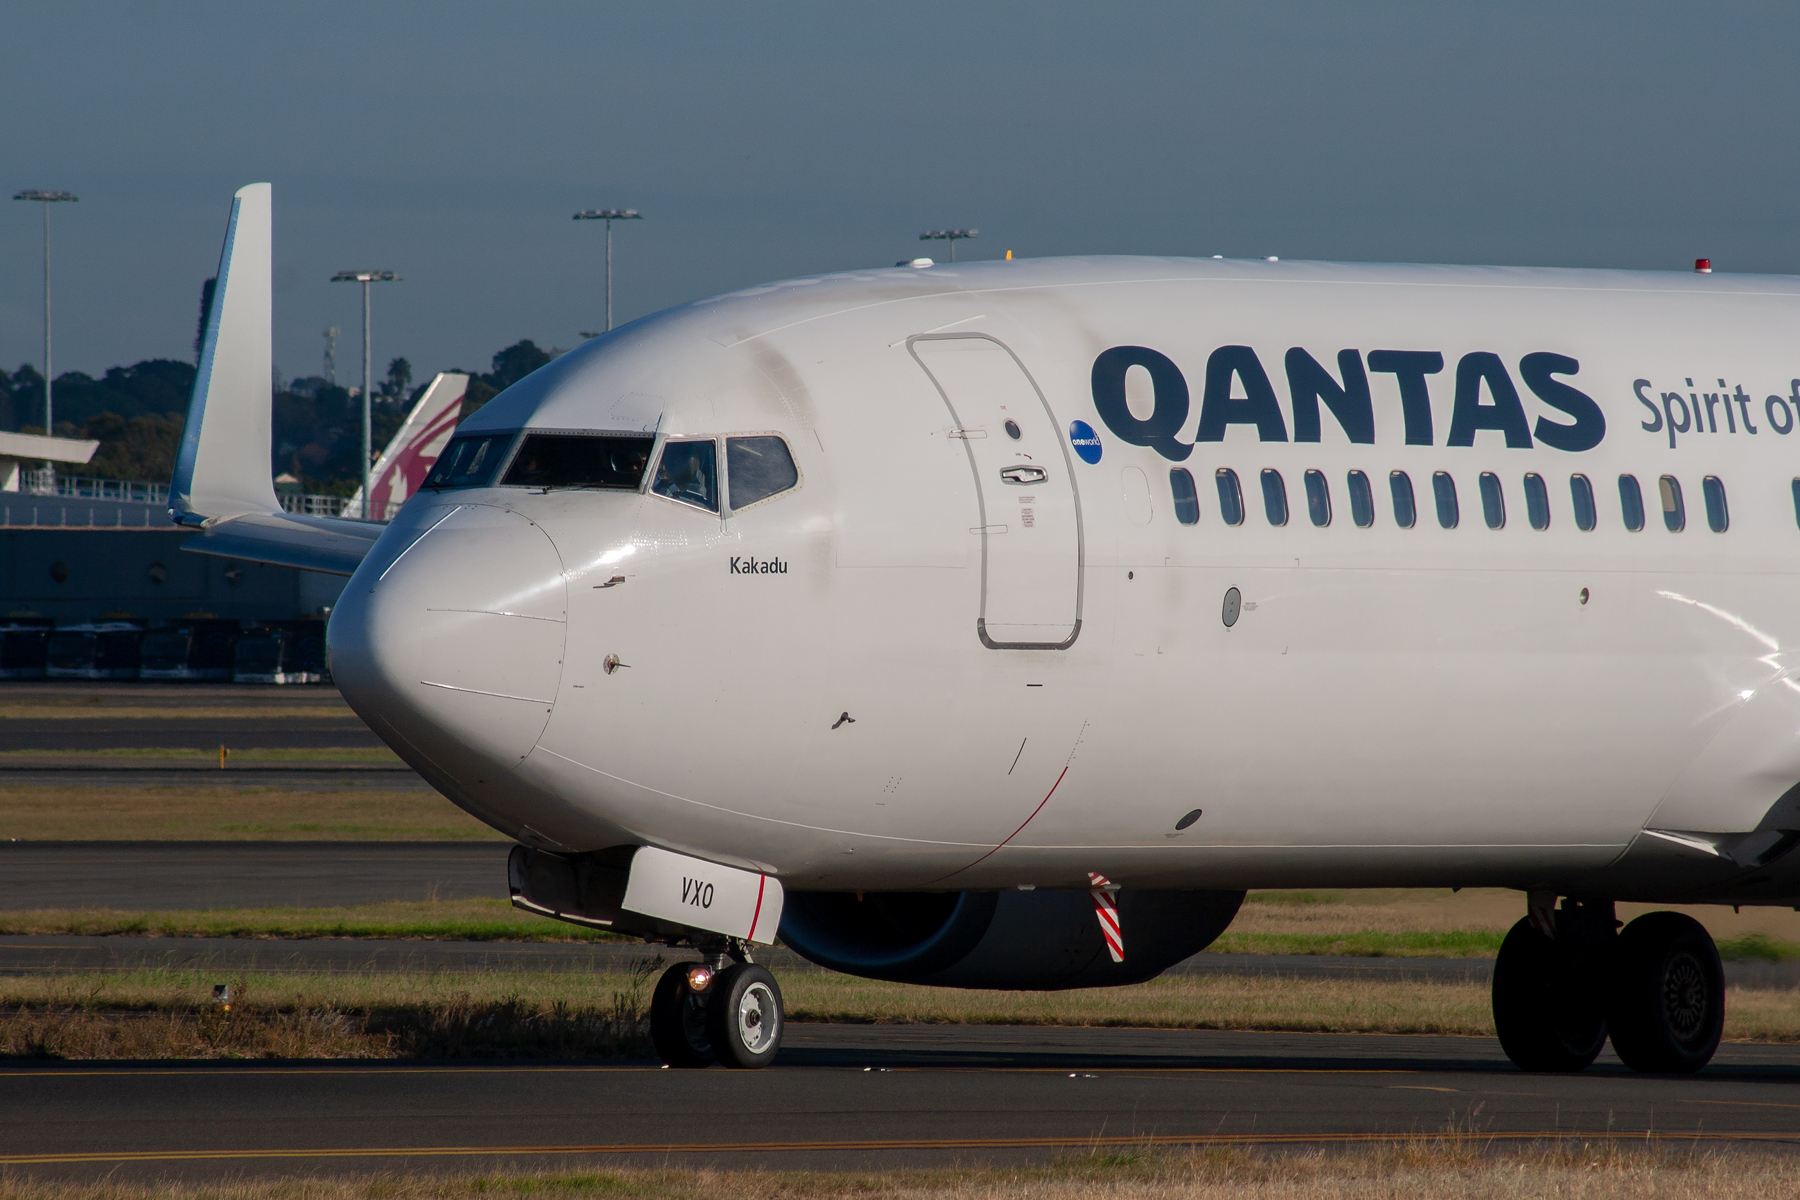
left=327, top=255, right=1800, bottom=905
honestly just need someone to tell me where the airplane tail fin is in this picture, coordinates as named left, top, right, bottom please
left=171, top=183, right=279, bottom=522
left=342, top=372, right=469, bottom=520
left=169, top=183, right=383, bottom=576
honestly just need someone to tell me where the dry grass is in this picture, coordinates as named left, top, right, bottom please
left=1228, top=889, right=1800, bottom=959
left=0, top=785, right=505, bottom=840
left=2, top=965, right=1797, bottom=1055
left=0, top=1143, right=1795, bottom=1199
left=0, top=962, right=660, bottom=1060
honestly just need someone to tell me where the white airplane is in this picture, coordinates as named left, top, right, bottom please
left=173, top=183, right=1800, bottom=1073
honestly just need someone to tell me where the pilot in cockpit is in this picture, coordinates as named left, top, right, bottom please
left=652, top=440, right=718, bottom=511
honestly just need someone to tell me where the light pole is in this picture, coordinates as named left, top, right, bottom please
left=920, top=228, right=977, bottom=262
left=13, top=190, right=78, bottom=459
left=330, top=270, right=401, bottom=518
left=573, top=209, right=641, bottom=331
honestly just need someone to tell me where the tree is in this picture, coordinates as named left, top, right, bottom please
left=486, top=340, right=550, bottom=390
left=381, top=357, right=412, bottom=402
left=194, top=277, right=217, bottom=362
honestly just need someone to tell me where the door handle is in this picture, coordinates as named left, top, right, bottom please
left=1000, top=466, right=1048, bottom=485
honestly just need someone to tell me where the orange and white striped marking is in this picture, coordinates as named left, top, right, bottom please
left=1088, top=872, right=1123, bottom=962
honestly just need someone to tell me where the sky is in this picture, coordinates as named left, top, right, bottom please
left=3, top=2, right=1798, bottom=388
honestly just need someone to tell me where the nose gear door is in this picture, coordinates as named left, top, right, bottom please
left=910, top=335, right=1083, bottom=649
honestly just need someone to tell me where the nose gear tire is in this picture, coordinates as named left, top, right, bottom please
left=705, top=964, right=784, bottom=1069
left=650, top=962, right=716, bottom=1068
left=1606, top=911, right=1724, bottom=1074
left=1491, top=917, right=1607, bottom=1073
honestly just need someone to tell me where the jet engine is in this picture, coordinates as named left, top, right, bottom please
left=778, top=887, right=1245, bottom=989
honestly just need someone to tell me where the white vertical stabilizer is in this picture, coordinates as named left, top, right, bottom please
left=171, top=182, right=277, bottom=521
left=169, top=183, right=384, bottom=576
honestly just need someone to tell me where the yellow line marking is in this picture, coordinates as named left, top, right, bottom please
left=1389, top=1086, right=1459, bottom=1093
left=0, top=1065, right=1438, bottom=1079
left=5, top=1130, right=1799, bottom=1166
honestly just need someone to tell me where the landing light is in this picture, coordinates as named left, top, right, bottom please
left=686, top=965, right=714, bottom=992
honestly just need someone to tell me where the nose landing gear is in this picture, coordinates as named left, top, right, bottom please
left=1491, top=896, right=1725, bottom=1074
left=648, top=942, right=786, bottom=1069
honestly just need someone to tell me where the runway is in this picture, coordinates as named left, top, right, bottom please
left=3, top=1025, right=1800, bottom=1181
left=0, top=841, right=509, bottom=909
left=0, top=717, right=384, bottom=753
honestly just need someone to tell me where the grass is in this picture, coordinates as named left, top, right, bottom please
left=0, top=962, right=659, bottom=1060
left=4, top=961, right=1800, bottom=1057
left=1210, top=930, right=1505, bottom=957
left=0, top=898, right=610, bottom=941
left=0, top=746, right=401, bottom=762
left=1716, top=932, right=1800, bottom=963
left=8, top=890, right=1800, bottom=963
left=0, top=785, right=506, bottom=840
left=1, top=1145, right=1797, bottom=1200
left=1, top=1144, right=1794, bottom=1200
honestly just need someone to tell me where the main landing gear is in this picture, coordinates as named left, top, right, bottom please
left=1492, top=895, right=1725, bottom=1074
left=649, top=941, right=785, bottom=1069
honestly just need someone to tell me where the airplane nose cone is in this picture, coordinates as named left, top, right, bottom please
left=330, top=504, right=567, bottom=785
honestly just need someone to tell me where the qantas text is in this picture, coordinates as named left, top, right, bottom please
left=1090, top=346, right=1606, bottom=457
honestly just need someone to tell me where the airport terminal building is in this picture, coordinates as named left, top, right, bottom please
left=0, top=493, right=343, bottom=623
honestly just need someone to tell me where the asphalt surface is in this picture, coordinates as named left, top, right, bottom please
left=0, top=842, right=509, bottom=909
left=3, top=1026, right=1800, bottom=1181
left=0, top=717, right=384, bottom=753
left=0, top=766, right=430, bottom=788
left=0, top=681, right=423, bottom=781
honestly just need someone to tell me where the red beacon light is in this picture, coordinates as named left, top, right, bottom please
left=1695, top=258, right=1713, bottom=273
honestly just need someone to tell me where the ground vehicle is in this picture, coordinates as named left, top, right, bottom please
left=0, top=619, right=55, bottom=679
left=232, top=619, right=326, bottom=684
left=46, top=622, right=146, bottom=680
left=138, top=619, right=242, bottom=681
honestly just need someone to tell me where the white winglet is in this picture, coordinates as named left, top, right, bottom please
left=169, top=183, right=385, bottom=576
left=171, top=182, right=278, bottom=521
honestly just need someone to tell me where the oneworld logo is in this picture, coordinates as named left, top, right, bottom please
left=1068, top=420, right=1102, bottom=464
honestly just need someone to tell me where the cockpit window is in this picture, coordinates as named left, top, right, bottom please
left=652, top=439, right=719, bottom=512
left=424, top=433, right=514, bottom=489
left=726, top=436, right=799, bottom=510
left=500, top=434, right=653, bottom=490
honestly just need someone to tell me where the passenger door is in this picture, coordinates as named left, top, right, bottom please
left=910, top=335, right=1083, bottom=648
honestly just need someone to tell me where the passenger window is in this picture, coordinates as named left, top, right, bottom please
left=1703, top=476, right=1727, bottom=533
left=1347, top=470, right=1374, bottom=528
left=424, top=433, right=514, bottom=490
left=1303, top=470, right=1331, bottom=527
left=500, top=433, right=654, bottom=490
left=1659, top=475, right=1685, bottom=532
left=1261, top=469, right=1288, bottom=526
left=1571, top=474, right=1596, bottom=531
left=652, top=439, right=719, bottom=513
left=1432, top=471, right=1459, bottom=529
left=1619, top=474, right=1645, bottom=531
left=726, top=436, right=799, bottom=510
left=1169, top=468, right=1200, bottom=525
left=1389, top=471, right=1416, bottom=529
left=1215, top=469, right=1244, bottom=526
left=1523, top=473, right=1549, bottom=530
left=1478, top=472, right=1505, bottom=530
